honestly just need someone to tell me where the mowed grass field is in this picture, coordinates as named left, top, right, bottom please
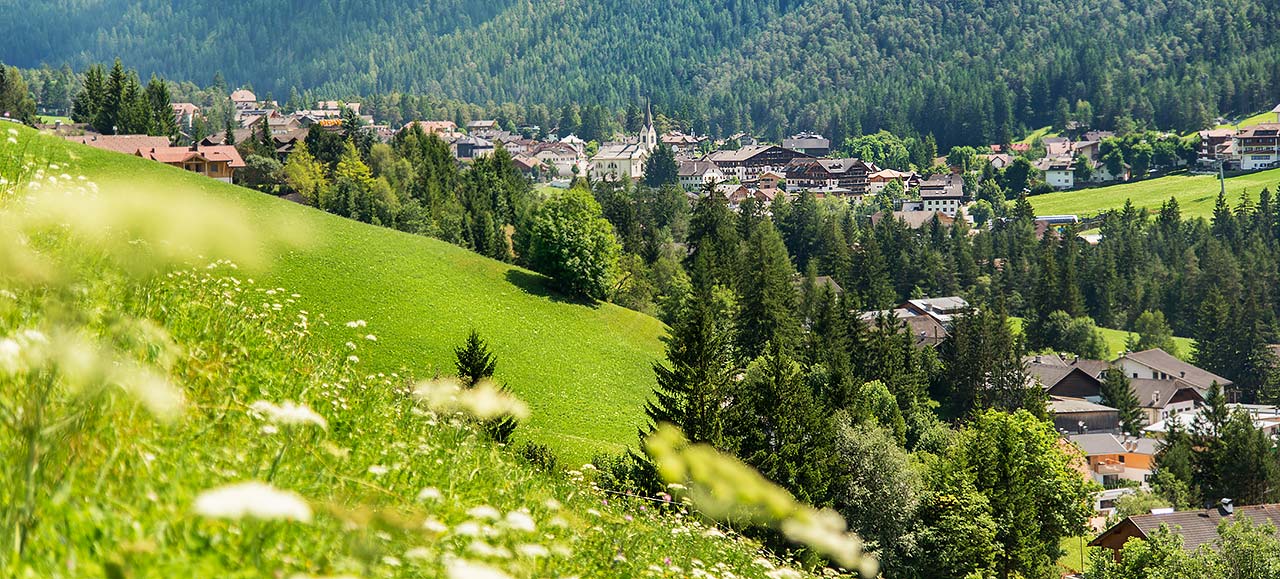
left=33, top=129, right=667, bottom=460
left=1029, top=166, right=1280, bottom=219
left=1010, top=317, right=1195, bottom=360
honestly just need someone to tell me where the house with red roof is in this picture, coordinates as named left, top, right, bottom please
left=137, top=144, right=246, bottom=183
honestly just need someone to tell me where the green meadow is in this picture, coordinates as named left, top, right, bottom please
left=41, top=129, right=667, bottom=461
left=1009, top=317, right=1195, bottom=360
left=1028, top=166, right=1280, bottom=219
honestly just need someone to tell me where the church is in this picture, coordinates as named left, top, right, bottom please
left=590, top=103, right=657, bottom=180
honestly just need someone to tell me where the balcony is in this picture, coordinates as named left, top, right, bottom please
left=1095, top=462, right=1125, bottom=475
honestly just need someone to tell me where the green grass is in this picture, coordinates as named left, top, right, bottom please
left=1010, top=317, right=1194, bottom=360
left=1028, top=166, right=1280, bottom=219
left=1017, top=126, right=1057, bottom=145
left=38, top=127, right=667, bottom=462
left=0, top=127, right=830, bottom=578
left=37, top=114, right=72, bottom=124
left=1058, top=534, right=1098, bottom=574
left=1214, top=110, right=1279, bottom=131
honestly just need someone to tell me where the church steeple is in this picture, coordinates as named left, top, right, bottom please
left=641, top=98, right=657, bottom=152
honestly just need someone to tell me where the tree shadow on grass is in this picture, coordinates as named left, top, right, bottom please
left=505, top=269, right=600, bottom=308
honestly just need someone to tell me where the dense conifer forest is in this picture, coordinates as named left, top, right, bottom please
left=4, top=0, right=1279, bottom=146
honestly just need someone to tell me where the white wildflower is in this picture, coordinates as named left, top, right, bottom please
left=347, top=355, right=359, bottom=363
left=544, top=498, right=562, bottom=511
left=423, top=518, right=449, bottom=533
left=364, top=334, right=377, bottom=341
left=249, top=400, right=327, bottom=429
left=454, top=521, right=482, bottom=536
left=412, top=378, right=529, bottom=421
left=345, top=320, right=367, bottom=328
left=765, top=569, right=803, bottom=579
left=405, top=546, right=431, bottom=560
left=6, top=128, right=17, bottom=136
left=446, top=560, right=513, bottom=579
left=417, top=487, right=443, bottom=501
left=345, top=341, right=357, bottom=350
left=515, top=544, right=549, bottom=558
left=382, top=556, right=401, bottom=567
left=5, top=137, right=16, bottom=145
left=467, top=541, right=512, bottom=559
left=467, top=505, right=501, bottom=520
left=503, top=510, right=536, bottom=532
left=193, top=481, right=312, bottom=523
left=368, top=464, right=389, bottom=476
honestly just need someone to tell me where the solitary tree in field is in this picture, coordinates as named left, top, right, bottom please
left=455, top=329, right=497, bottom=387
left=526, top=186, right=621, bottom=300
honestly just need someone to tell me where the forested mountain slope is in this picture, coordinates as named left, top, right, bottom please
left=3, top=0, right=1278, bottom=146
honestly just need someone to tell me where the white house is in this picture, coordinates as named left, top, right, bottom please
left=591, top=109, right=657, bottom=180
left=918, top=173, right=965, bottom=217
left=1038, top=157, right=1075, bottom=190
left=678, top=160, right=725, bottom=191
left=1236, top=124, right=1280, bottom=171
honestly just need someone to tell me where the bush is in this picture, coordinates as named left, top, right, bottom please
left=518, top=442, right=559, bottom=473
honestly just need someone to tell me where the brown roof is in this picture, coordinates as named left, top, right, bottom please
left=66, top=134, right=172, bottom=155
left=1121, top=349, right=1232, bottom=389
left=1091, top=503, right=1280, bottom=552
left=871, top=211, right=956, bottom=229
left=1236, top=123, right=1280, bottom=138
left=140, top=145, right=245, bottom=168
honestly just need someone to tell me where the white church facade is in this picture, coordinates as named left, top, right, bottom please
left=590, top=105, right=657, bottom=180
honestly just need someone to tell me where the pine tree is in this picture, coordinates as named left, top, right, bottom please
left=1100, top=367, right=1144, bottom=436
left=735, top=221, right=799, bottom=361
left=92, top=59, right=127, bottom=134
left=71, top=64, right=105, bottom=124
left=452, top=329, right=517, bottom=442
left=644, top=253, right=733, bottom=447
left=144, top=75, right=178, bottom=139
left=643, top=144, right=678, bottom=188
left=454, top=329, right=498, bottom=387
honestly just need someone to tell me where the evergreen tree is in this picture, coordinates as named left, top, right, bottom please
left=1100, top=367, right=1144, bottom=436
left=643, top=143, right=678, bottom=188
left=454, top=329, right=498, bottom=387
left=644, top=253, right=734, bottom=447
left=144, top=75, right=178, bottom=139
left=71, top=64, right=105, bottom=124
left=92, top=58, right=127, bottom=134
left=734, top=221, right=799, bottom=361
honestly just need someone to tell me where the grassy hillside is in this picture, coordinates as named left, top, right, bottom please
left=1010, top=317, right=1195, bottom=360
left=36, top=128, right=667, bottom=461
left=1028, top=166, right=1280, bottom=220
left=0, top=126, right=838, bottom=578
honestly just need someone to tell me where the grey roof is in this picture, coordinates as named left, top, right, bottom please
left=1049, top=396, right=1118, bottom=414
left=1028, top=364, right=1078, bottom=389
left=678, top=160, right=721, bottom=177
left=1130, top=377, right=1202, bottom=409
left=1121, top=349, right=1232, bottom=389
left=918, top=174, right=964, bottom=199
left=1092, top=504, right=1280, bottom=551
left=1068, top=432, right=1158, bottom=456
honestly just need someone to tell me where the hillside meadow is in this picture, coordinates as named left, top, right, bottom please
left=20, top=126, right=668, bottom=461
left=1028, top=166, right=1280, bottom=220
left=0, top=124, right=854, bottom=578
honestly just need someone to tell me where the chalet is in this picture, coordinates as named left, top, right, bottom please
left=1070, top=433, right=1159, bottom=490
left=757, top=170, right=784, bottom=191
left=1043, top=137, right=1072, bottom=158
left=1049, top=396, right=1120, bottom=435
left=532, top=142, right=586, bottom=177
left=785, top=158, right=874, bottom=195
left=1091, top=501, right=1280, bottom=554
left=1116, top=349, right=1232, bottom=391
left=1235, top=123, right=1280, bottom=170
left=918, top=173, right=965, bottom=216
left=867, top=169, right=919, bottom=194
left=705, top=145, right=812, bottom=183
left=467, top=119, right=498, bottom=131
left=171, top=103, right=200, bottom=130
left=1028, top=357, right=1104, bottom=401
left=1035, top=157, right=1075, bottom=190
left=454, top=135, right=494, bottom=161
left=137, top=144, right=245, bottom=183
left=677, top=160, right=725, bottom=191
left=1130, top=377, right=1205, bottom=424
left=1197, top=128, right=1237, bottom=166
left=230, top=89, right=258, bottom=109
left=981, top=153, right=1014, bottom=170
left=781, top=132, right=831, bottom=157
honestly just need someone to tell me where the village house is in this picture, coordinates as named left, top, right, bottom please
left=1069, top=432, right=1159, bottom=490
left=1197, top=128, right=1236, bottom=166
left=677, top=160, right=725, bottom=191
left=1091, top=501, right=1280, bottom=555
left=867, top=169, right=919, bottom=194
left=171, top=103, right=200, bottom=131
left=705, top=145, right=812, bottom=184
left=399, top=120, right=462, bottom=140
left=1049, top=396, right=1121, bottom=435
left=137, top=144, right=245, bottom=183
left=784, top=157, right=874, bottom=195
left=870, top=210, right=956, bottom=230
left=454, top=135, right=495, bottom=161
left=781, top=132, right=831, bottom=157
left=1145, top=403, right=1280, bottom=437
left=661, top=131, right=706, bottom=155
left=532, top=142, right=587, bottom=178
left=1235, top=123, right=1280, bottom=170
left=1116, top=348, right=1232, bottom=391
left=1036, top=157, right=1075, bottom=189
left=917, top=173, right=965, bottom=216
left=230, top=89, right=258, bottom=109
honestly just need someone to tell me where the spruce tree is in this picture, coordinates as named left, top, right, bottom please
left=144, top=75, right=178, bottom=139
left=71, top=64, right=105, bottom=124
left=643, top=144, right=678, bottom=188
left=734, top=221, right=799, bottom=361
left=644, top=252, right=733, bottom=447
left=452, top=329, right=517, bottom=443
left=93, top=59, right=127, bottom=134
left=1100, top=367, right=1144, bottom=436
